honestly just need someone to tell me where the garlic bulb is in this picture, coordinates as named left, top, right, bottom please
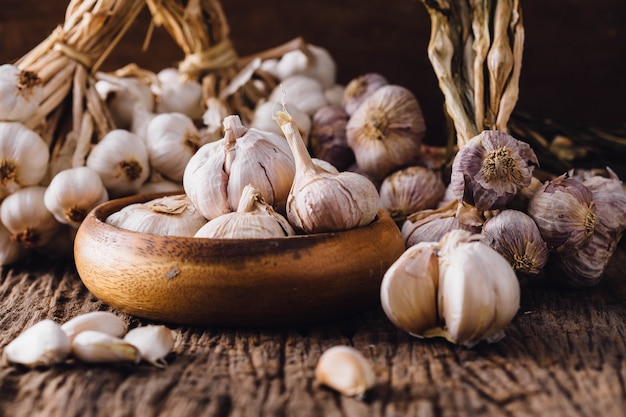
left=251, top=101, right=311, bottom=144
left=315, top=345, right=376, bottom=398
left=0, top=122, right=49, bottom=198
left=275, top=110, right=380, bottom=233
left=275, top=44, right=337, bottom=89
left=123, top=325, right=176, bottom=368
left=95, top=72, right=154, bottom=130
left=450, top=130, right=539, bottom=212
left=481, top=209, right=549, bottom=277
left=195, top=184, right=295, bottom=239
left=324, top=84, right=345, bottom=107
left=379, top=165, right=446, bottom=222
left=341, top=72, right=388, bottom=116
left=381, top=229, right=520, bottom=347
left=0, top=64, right=44, bottom=122
left=183, top=115, right=295, bottom=220
left=309, top=105, right=355, bottom=171
left=146, top=112, right=202, bottom=182
left=44, top=167, right=108, bottom=228
left=155, top=69, right=204, bottom=120
left=0, top=186, right=61, bottom=249
left=86, top=129, right=150, bottom=198
left=106, top=194, right=207, bottom=237
left=269, top=75, right=328, bottom=116
left=0, top=221, right=26, bottom=266
left=346, top=85, right=426, bottom=180
left=527, top=174, right=596, bottom=253
left=1, top=319, right=71, bottom=368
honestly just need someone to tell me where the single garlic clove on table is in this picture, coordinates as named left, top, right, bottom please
left=123, top=325, right=176, bottom=368
left=2, top=319, right=70, bottom=368
left=60, top=311, right=127, bottom=341
left=71, top=330, right=140, bottom=364
left=315, top=345, right=376, bottom=398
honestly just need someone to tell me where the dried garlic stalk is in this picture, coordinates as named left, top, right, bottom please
left=420, top=0, right=524, bottom=147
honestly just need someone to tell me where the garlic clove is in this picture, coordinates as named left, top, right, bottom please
left=341, top=72, right=388, bottom=116
left=0, top=64, right=44, bottom=122
left=315, top=345, right=376, bottom=398
left=2, top=319, right=70, bottom=368
left=346, top=85, right=426, bottom=180
left=60, top=311, right=127, bottom=341
left=380, top=242, right=440, bottom=336
left=123, top=325, right=176, bottom=368
left=71, top=330, right=140, bottom=364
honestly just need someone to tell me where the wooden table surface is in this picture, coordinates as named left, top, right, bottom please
left=1, top=1, right=626, bottom=416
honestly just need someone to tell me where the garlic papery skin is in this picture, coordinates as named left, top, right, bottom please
left=251, top=101, right=311, bottom=145
left=0, top=186, right=61, bottom=249
left=346, top=85, right=426, bottom=181
left=0, top=64, right=44, bottom=122
left=527, top=174, right=597, bottom=253
left=450, top=130, right=539, bottom=212
left=0, top=122, right=49, bottom=197
left=379, top=166, right=446, bottom=222
left=380, top=242, right=440, bottom=336
left=481, top=209, right=550, bottom=277
left=275, top=44, right=337, bottom=89
left=106, top=194, right=207, bottom=237
left=71, top=330, right=140, bottom=364
left=146, top=112, right=201, bottom=182
left=310, top=105, right=355, bottom=172
left=183, top=115, right=295, bottom=220
left=61, top=311, right=127, bottom=342
left=194, top=184, right=295, bottom=239
left=43, top=167, right=109, bottom=228
left=1, top=319, right=70, bottom=368
left=341, top=72, right=388, bottom=116
left=155, top=70, right=204, bottom=120
left=86, top=129, right=150, bottom=198
left=275, top=110, right=380, bottom=234
left=123, top=325, right=176, bottom=368
left=0, top=221, right=26, bottom=266
left=315, top=345, right=376, bottom=398
left=269, top=75, right=329, bottom=116
left=436, top=230, right=520, bottom=347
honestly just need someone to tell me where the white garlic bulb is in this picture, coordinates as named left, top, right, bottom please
left=0, top=221, right=26, bottom=266
left=106, top=194, right=207, bottom=237
left=0, top=64, right=44, bottom=122
left=44, top=167, right=109, bottom=228
left=86, top=129, right=150, bottom=198
left=341, top=72, right=388, bottom=116
left=381, top=229, right=520, bottom=347
left=275, top=110, right=380, bottom=233
left=346, top=85, right=426, bottom=180
left=184, top=115, right=295, bottom=220
left=123, top=325, right=177, bottom=368
left=269, top=75, right=328, bottom=116
left=95, top=72, right=155, bottom=130
left=275, top=44, right=337, bottom=89
left=0, top=186, right=61, bottom=249
left=155, top=69, right=204, bottom=120
left=0, top=122, right=49, bottom=198
left=1, top=319, right=71, bottom=368
left=251, top=101, right=311, bottom=145
left=146, top=112, right=202, bottom=182
left=195, top=184, right=295, bottom=239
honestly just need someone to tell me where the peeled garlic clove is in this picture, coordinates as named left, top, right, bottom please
left=71, top=330, right=140, bottom=364
left=275, top=110, right=380, bottom=233
left=346, top=85, right=425, bottom=180
left=0, top=186, right=61, bottom=249
left=184, top=115, right=295, bottom=220
left=309, top=105, right=355, bottom=171
left=123, top=325, right=176, bottom=367
left=450, top=130, right=539, bottom=212
left=2, top=319, right=70, bottom=367
left=380, top=242, right=440, bottom=336
left=195, top=184, right=295, bottom=239
left=146, top=112, right=202, bottom=182
left=0, top=122, right=50, bottom=196
left=341, top=72, right=388, bottom=116
left=481, top=209, right=550, bottom=277
left=315, top=345, right=375, bottom=398
left=60, top=311, right=127, bottom=341
left=106, top=194, right=207, bottom=237
left=86, top=129, right=150, bottom=198
left=527, top=174, right=597, bottom=252
left=379, top=165, right=446, bottom=222
left=0, top=64, right=44, bottom=122
left=44, top=167, right=109, bottom=228
left=437, top=230, right=521, bottom=347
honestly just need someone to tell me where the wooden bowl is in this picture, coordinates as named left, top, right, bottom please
left=74, top=193, right=406, bottom=327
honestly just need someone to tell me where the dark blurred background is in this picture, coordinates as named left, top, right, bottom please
left=1, top=0, right=624, bottom=144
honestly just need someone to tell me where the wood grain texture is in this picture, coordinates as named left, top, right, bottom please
left=1, top=244, right=625, bottom=417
